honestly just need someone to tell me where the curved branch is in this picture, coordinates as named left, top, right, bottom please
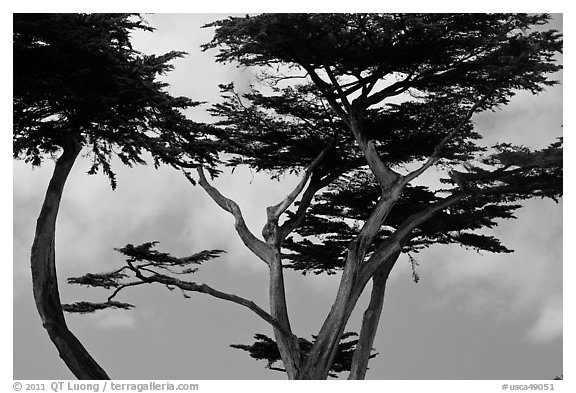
left=324, top=66, right=352, bottom=112
left=402, top=96, right=489, bottom=185
left=358, top=193, right=465, bottom=289
left=361, top=164, right=561, bottom=285
left=194, top=168, right=302, bottom=375
left=303, top=65, right=351, bottom=129
left=347, top=106, right=401, bottom=190
left=279, top=169, right=345, bottom=242
left=31, top=139, right=110, bottom=379
left=307, top=66, right=402, bottom=190
left=359, top=137, right=402, bottom=189
left=361, top=71, right=415, bottom=108
left=194, top=167, right=274, bottom=264
left=142, top=272, right=295, bottom=340
left=348, top=255, right=397, bottom=380
left=347, top=166, right=561, bottom=378
left=267, top=142, right=333, bottom=222
left=107, top=281, right=147, bottom=302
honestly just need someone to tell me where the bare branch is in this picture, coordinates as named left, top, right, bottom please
left=470, top=179, right=562, bottom=198
left=267, top=142, right=334, bottom=221
left=279, top=169, right=346, bottom=242
left=324, top=66, right=352, bottom=112
left=258, top=72, right=310, bottom=86
left=349, top=114, right=401, bottom=189
left=107, top=281, right=147, bottom=302
left=359, top=69, right=416, bottom=108
left=194, top=167, right=274, bottom=264
left=304, top=66, right=403, bottom=192
left=402, top=96, right=489, bottom=185
left=144, top=272, right=295, bottom=340
left=122, top=256, right=294, bottom=339
left=348, top=255, right=397, bottom=380
left=360, top=193, right=465, bottom=285
left=191, top=170, right=302, bottom=372
left=303, top=65, right=352, bottom=129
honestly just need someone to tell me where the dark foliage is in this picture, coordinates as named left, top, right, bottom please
left=65, top=242, right=225, bottom=307
left=63, top=13, right=562, bottom=379
left=204, top=13, right=561, bottom=107
left=284, top=138, right=562, bottom=275
left=200, top=14, right=562, bottom=377
left=201, top=14, right=562, bottom=277
left=231, top=332, right=374, bottom=377
left=66, top=242, right=226, bottom=317
left=62, top=301, right=135, bottom=314
left=14, top=13, right=218, bottom=188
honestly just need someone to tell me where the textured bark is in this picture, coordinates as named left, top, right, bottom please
left=290, top=89, right=406, bottom=379
left=360, top=194, right=466, bottom=286
left=31, top=140, right=110, bottom=379
left=279, top=169, right=345, bottom=243
left=349, top=110, right=401, bottom=189
left=348, top=253, right=398, bottom=380
left=297, top=194, right=403, bottom=379
left=291, top=68, right=405, bottom=379
left=267, top=142, right=332, bottom=224
left=296, top=262, right=356, bottom=379
left=198, top=167, right=301, bottom=378
left=264, top=147, right=349, bottom=379
left=196, top=167, right=274, bottom=264
left=298, top=189, right=457, bottom=379
left=268, top=251, right=301, bottom=379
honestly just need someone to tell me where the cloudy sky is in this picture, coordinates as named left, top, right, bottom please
left=12, top=13, right=564, bottom=380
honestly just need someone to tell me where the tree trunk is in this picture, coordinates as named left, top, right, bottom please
left=348, top=259, right=394, bottom=379
left=296, top=258, right=357, bottom=379
left=30, top=140, right=110, bottom=379
left=268, top=251, right=301, bottom=379
left=296, top=237, right=404, bottom=379
left=295, top=245, right=374, bottom=379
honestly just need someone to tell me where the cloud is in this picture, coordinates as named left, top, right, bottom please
left=525, top=296, right=563, bottom=343
left=81, top=309, right=138, bottom=330
left=422, top=197, right=562, bottom=342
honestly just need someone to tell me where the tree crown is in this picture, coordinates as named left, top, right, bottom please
left=201, top=13, right=562, bottom=271
left=14, top=13, right=217, bottom=188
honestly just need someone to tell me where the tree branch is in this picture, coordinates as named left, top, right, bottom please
left=193, top=167, right=302, bottom=373
left=402, top=96, right=489, bottom=185
left=348, top=110, right=402, bottom=190
left=303, top=66, right=352, bottom=129
left=307, top=66, right=402, bottom=190
left=470, top=179, right=562, bottom=198
left=362, top=163, right=561, bottom=285
left=358, top=69, right=416, bottom=108
left=136, top=271, right=295, bottom=340
left=31, top=139, right=110, bottom=379
left=297, top=187, right=405, bottom=378
left=267, top=142, right=333, bottom=222
left=324, top=66, right=352, bottom=112
left=347, top=163, right=561, bottom=378
left=107, top=281, right=147, bottom=302
left=348, top=253, right=398, bottom=380
left=357, top=192, right=465, bottom=289
left=279, top=169, right=345, bottom=242
left=193, top=167, right=274, bottom=264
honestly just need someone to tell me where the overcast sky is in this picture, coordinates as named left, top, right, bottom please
left=12, top=13, right=564, bottom=380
